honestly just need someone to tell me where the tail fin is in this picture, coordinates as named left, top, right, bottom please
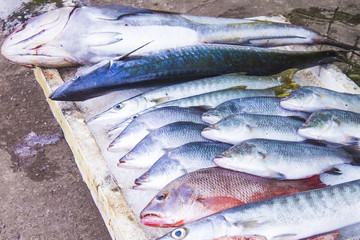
left=300, top=175, right=328, bottom=189
left=316, top=36, right=360, bottom=51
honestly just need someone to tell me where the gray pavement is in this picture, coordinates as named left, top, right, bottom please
left=0, top=0, right=359, bottom=239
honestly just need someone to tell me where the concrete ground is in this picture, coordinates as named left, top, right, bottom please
left=0, top=0, right=359, bottom=240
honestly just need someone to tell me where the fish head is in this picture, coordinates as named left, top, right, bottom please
left=280, top=87, right=321, bottom=112
left=107, top=120, right=147, bottom=152
left=298, top=111, right=342, bottom=142
left=89, top=96, right=148, bottom=128
left=213, top=141, right=264, bottom=170
left=201, top=110, right=223, bottom=124
left=1, top=7, right=80, bottom=67
left=140, top=183, right=199, bottom=227
left=133, top=158, right=186, bottom=190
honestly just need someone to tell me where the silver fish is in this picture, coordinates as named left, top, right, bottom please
left=202, top=96, right=308, bottom=124
left=214, top=139, right=353, bottom=180
left=280, top=86, right=360, bottom=113
left=202, top=113, right=306, bottom=144
left=108, top=107, right=204, bottom=152
left=108, top=88, right=277, bottom=135
left=297, top=109, right=360, bottom=145
left=158, top=179, right=360, bottom=240
left=89, top=70, right=294, bottom=127
left=133, top=142, right=231, bottom=190
left=117, top=122, right=211, bottom=169
left=2, top=5, right=356, bottom=67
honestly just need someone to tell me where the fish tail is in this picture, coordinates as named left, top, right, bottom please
left=315, top=36, right=360, bottom=51
left=300, top=175, right=328, bottom=189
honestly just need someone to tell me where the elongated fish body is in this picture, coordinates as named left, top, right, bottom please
left=202, top=96, right=308, bottom=124
left=133, top=142, right=231, bottom=190
left=2, top=5, right=355, bottom=67
left=108, top=107, right=204, bottom=152
left=108, top=88, right=277, bottom=135
left=214, top=139, right=353, bottom=180
left=49, top=44, right=342, bottom=101
left=280, top=86, right=360, bottom=113
left=298, top=109, right=360, bottom=145
left=201, top=113, right=305, bottom=144
left=158, top=179, right=360, bottom=240
left=117, top=122, right=210, bottom=169
left=140, top=167, right=326, bottom=228
left=89, top=71, right=292, bottom=126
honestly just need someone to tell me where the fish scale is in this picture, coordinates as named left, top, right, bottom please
left=49, top=44, right=342, bottom=101
left=140, top=167, right=326, bottom=228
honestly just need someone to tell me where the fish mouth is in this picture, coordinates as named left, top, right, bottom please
left=140, top=212, right=182, bottom=227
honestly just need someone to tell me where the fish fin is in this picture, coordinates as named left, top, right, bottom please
left=257, top=151, right=266, bottom=159
left=151, top=97, right=171, bottom=104
left=114, top=40, right=155, bottom=61
left=189, top=105, right=213, bottom=111
left=232, top=217, right=267, bottom=230
left=230, top=85, right=247, bottom=89
left=273, top=68, right=298, bottom=82
left=300, top=175, right=328, bottom=189
left=272, top=233, right=298, bottom=240
left=266, top=170, right=286, bottom=180
left=324, top=168, right=342, bottom=175
left=344, top=136, right=360, bottom=145
left=197, top=197, right=243, bottom=212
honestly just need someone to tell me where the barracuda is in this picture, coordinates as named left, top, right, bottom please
left=48, top=44, right=344, bottom=101
left=88, top=70, right=294, bottom=127
left=2, top=5, right=357, bottom=67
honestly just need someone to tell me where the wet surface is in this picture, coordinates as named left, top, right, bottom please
left=0, top=0, right=359, bottom=239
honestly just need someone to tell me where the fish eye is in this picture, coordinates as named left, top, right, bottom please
left=113, top=103, right=123, bottom=110
left=141, top=173, right=148, bottom=179
left=131, top=114, right=138, bottom=120
left=156, top=193, right=168, bottom=201
left=171, top=228, right=187, bottom=239
left=126, top=153, right=132, bottom=158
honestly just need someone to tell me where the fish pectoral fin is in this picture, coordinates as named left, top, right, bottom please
left=114, top=40, right=155, bottom=61
left=151, top=97, right=171, bottom=104
left=231, top=217, right=268, bottom=230
left=196, top=196, right=243, bottom=212
left=324, top=167, right=342, bottom=175
left=189, top=105, right=213, bottom=112
left=271, top=233, right=298, bottom=240
left=267, top=170, right=286, bottom=180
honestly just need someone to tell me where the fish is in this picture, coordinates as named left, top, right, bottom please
left=297, top=109, right=360, bottom=145
left=2, top=5, right=357, bottom=67
left=117, top=122, right=211, bottom=169
left=48, top=44, right=345, bottom=101
left=201, top=113, right=306, bottom=144
left=133, top=142, right=231, bottom=190
left=140, top=167, right=326, bottom=228
left=202, top=96, right=308, bottom=124
left=107, top=107, right=204, bottom=152
left=213, top=139, right=354, bottom=180
left=89, top=69, right=295, bottom=127
left=280, top=86, right=360, bottom=113
left=157, top=179, right=360, bottom=240
left=107, top=88, right=278, bottom=136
